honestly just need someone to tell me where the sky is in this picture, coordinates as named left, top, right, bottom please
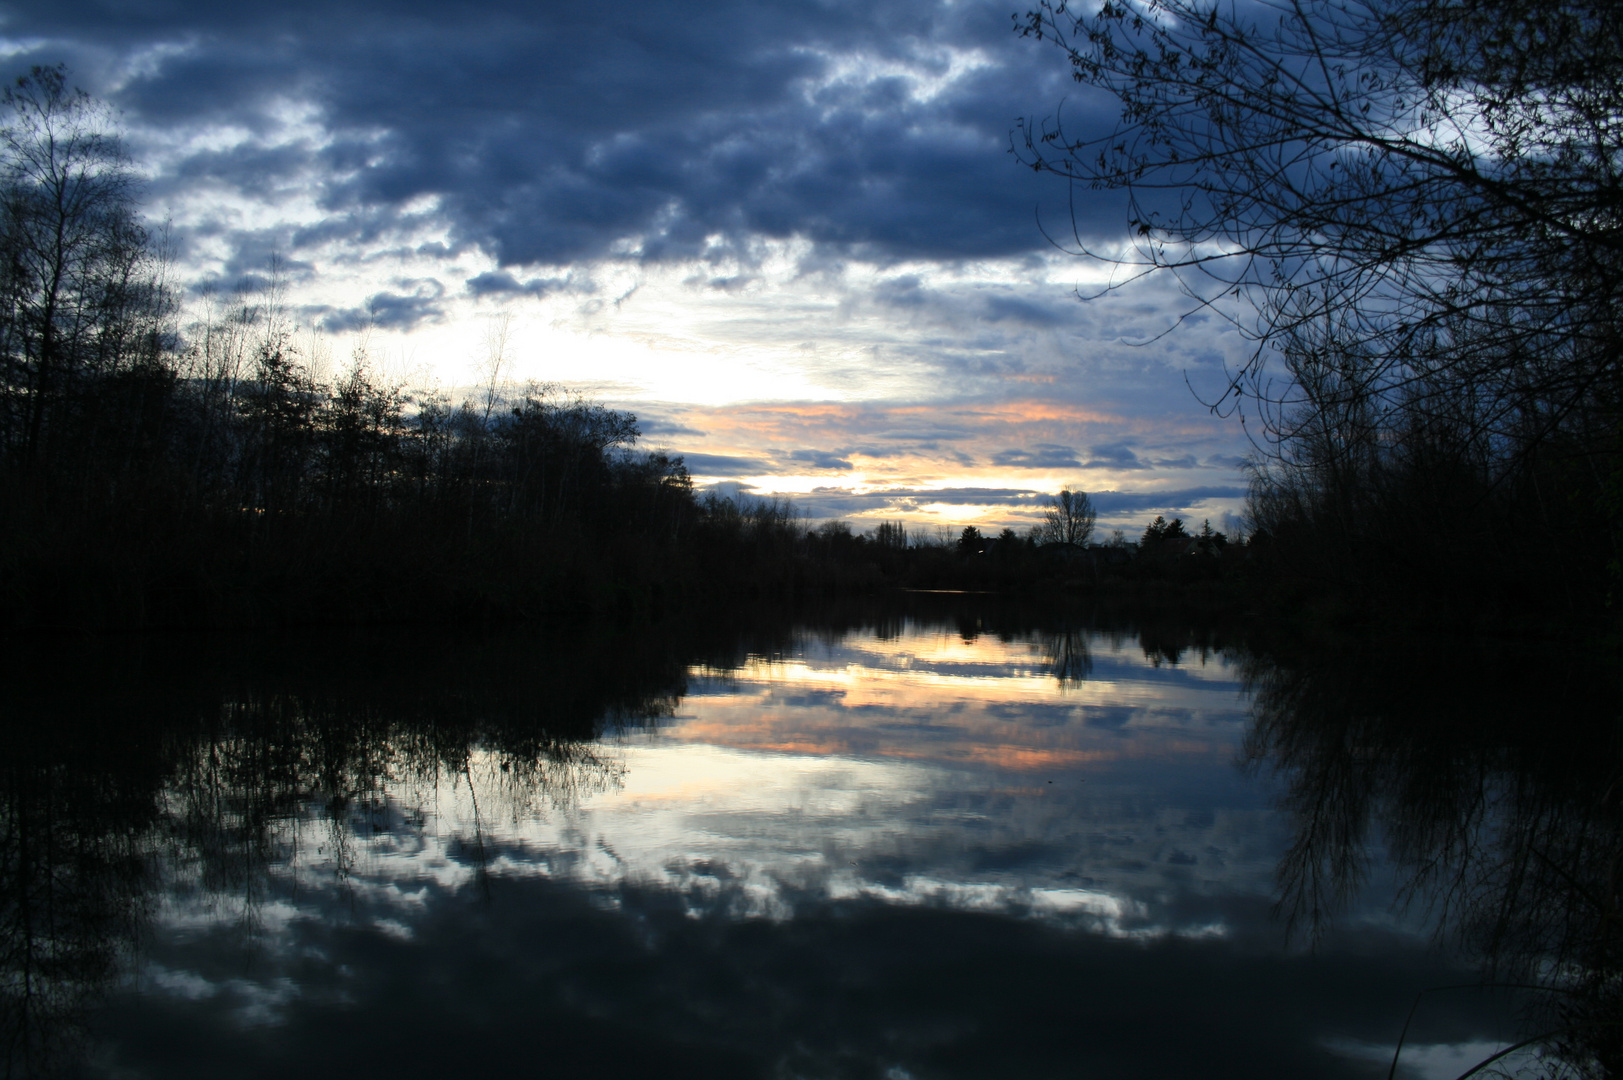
left=4, top=0, right=1258, bottom=536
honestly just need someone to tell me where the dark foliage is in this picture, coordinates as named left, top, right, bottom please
left=0, top=68, right=818, bottom=628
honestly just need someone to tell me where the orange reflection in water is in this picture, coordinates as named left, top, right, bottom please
left=668, top=628, right=1242, bottom=774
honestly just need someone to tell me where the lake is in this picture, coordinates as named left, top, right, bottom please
left=2, top=600, right=1614, bottom=1079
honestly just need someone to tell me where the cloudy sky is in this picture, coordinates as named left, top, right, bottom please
left=7, top=0, right=1256, bottom=535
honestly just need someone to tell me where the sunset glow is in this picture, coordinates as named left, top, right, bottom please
left=5, top=2, right=1254, bottom=535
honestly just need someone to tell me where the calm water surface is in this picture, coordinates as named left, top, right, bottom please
left=3, top=607, right=1613, bottom=1079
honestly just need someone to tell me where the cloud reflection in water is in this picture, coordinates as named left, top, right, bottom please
left=140, top=624, right=1273, bottom=961
left=7, top=617, right=1534, bottom=1079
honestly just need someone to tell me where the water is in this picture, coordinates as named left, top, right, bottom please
left=2, top=605, right=1612, bottom=1079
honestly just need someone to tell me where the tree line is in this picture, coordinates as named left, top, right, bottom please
left=0, top=65, right=1268, bottom=630
left=0, top=67, right=757, bottom=627
left=10, top=39, right=1608, bottom=631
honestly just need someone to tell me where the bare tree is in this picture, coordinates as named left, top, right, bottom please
left=1036, top=487, right=1097, bottom=545
left=0, top=64, right=156, bottom=463
left=1016, top=0, right=1623, bottom=607
left=1013, top=0, right=1623, bottom=461
left=478, top=311, right=512, bottom=426
left=872, top=520, right=907, bottom=549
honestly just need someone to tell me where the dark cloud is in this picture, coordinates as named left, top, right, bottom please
left=789, top=491, right=904, bottom=518
left=465, top=270, right=581, bottom=297
left=990, top=444, right=1081, bottom=469
left=1081, top=441, right=1147, bottom=470
left=681, top=453, right=771, bottom=476
left=164, top=142, right=315, bottom=198
left=788, top=450, right=855, bottom=471
left=980, top=293, right=1073, bottom=327
left=701, top=274, right=755, bottom=293
left=636, top=416, right=709, bottom=440
left=875, top=428, right=977, bottom=443
left=700, top=480, right=761, bottom=501
left=187, top=232, right=319, bottom=290
left=873, top=275, right=928, bottom=308
left=1089, top=486, right=1247, bottom=516
left=4, top=0, right=1123, bottom=274
left=94, top=870, right=1496, bottom=1080
left=315, top=278, right=446, bottom=332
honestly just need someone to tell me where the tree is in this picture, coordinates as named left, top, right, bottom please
left=1015, top=0, right=1622, bottom=441
left=1141, top=515, right=1188, bottom=547
left=873, top=520, right=908, bottom=550
left=0, top=65, right=157, bottom=465
left=1016, top=0, right=1623, bottom=608
left=957, top=525, right=985, bottom=555
left=1036, top=487, right=1097, bottom=545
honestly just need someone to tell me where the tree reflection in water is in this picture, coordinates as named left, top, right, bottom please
left=1040, top=625, right=1093, bottom=687
left=1241, top=635, right=1622, bottom=1078
left=0, top=626, right=697, bottom=1077
left=3, top=605, right=1618, bottom=1079
left=0, top=700, right=153, bottom=1078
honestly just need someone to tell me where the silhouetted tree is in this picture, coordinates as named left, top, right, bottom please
left=0, top=65, right=164, bottom=468
left=1140, top=516, right=1187, bottom=547
left=1017, top=0, right=1623, bottom=616
left=1034, top=488, right=1096, bottom=545
left=1016, top=0, right=1623, bottom=448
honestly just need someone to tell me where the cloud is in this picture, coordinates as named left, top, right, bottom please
left=465, top=271, right=580, bottom=297
left=700, top=480, right=761, bottom=501
left=873, top=275, right=928, bottom=308
left=636, top=416, right=709, bottom=440
left=1079, top=441, right=1145, bottom=469
left=874, top=428, right=978, bottom=443
left=788, top=450, right=855, bottom=471
left=845, top=445, right=917, bottom=460
left=11, top=0, right=1119, bottom=279
left=778, top=482, right=1243, bottom=526
left=1089, top=486, right=1246, bottom=516
left=1, top=0, right=1257, bottom=513
left=790, top=486, right=1050, bottom=518
left=897, top=486, right=1048, bottom=506
left=315, top=279, right=446, bottom=332
left=990, top=444, right=1081, bottom=469
left=680, top=453, right=772, bottom=476
left=980, top=294, right=1073, bottom=327
left=107, top=868, right=1486, bottom=1080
